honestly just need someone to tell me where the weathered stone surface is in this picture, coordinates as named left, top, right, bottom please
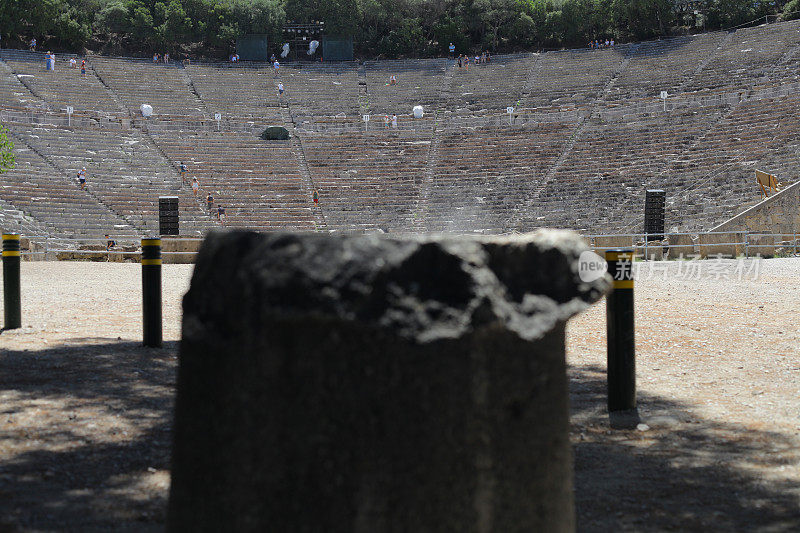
left=592, top=235, right=633, bottom=257
left=698, top=232, right=743, bottom=258
left=712, top=179, right=800, bottom=236
left=161, top=238, right=203, bottom=253
left=666, top=233, right=695, bottom=259
left=168, top=230, right=608, bottom=533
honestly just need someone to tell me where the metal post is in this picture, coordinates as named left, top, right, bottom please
left=605, top=249, right=635, bottom=412
left=141, top=238, right=162, bottom=347
left=2, top=233, right=21, bottom=329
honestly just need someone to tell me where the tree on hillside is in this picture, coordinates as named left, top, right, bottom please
left=611, top=0, right=672, bottom=40
left=784, top=0, right=800, bottom=20
left=703, top=0, right=775, bottom=28
left=0, top=124, right=15, bottom=174
left=471, top=0, right=520, bottom=50
left=286, top=0, right=360, bottom=36
left=0, top=0, right=794, bottom=59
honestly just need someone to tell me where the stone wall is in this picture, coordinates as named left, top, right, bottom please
left=709, top=180, right=800, bottom=256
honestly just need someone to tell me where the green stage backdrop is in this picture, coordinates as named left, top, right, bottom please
left=237, top=34, right=269, bottom=61
left=322, top=36, right=354, bottom=61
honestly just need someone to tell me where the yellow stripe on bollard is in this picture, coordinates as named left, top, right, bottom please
left=605, top=250, right=633, bottom=262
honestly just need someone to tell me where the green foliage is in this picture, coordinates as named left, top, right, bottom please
left=378, top=18, right=427, bottom=56
left=0, top=124, right=15, bottom=174
left=96, top=1, right=129, bottom=34
left=0, top=0, right=790, bottom=58
left=783, top=0, right=800, bottom=20
left=611, top=0, right=673, bottom=40
left=703, top=0, right=775, bottom=28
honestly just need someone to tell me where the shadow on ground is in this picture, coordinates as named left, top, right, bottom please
left=1, top=342, right=798, bottom=531
left=0, top=340, right=177, bottom=532
left=570, top=364, right=800, bottom=531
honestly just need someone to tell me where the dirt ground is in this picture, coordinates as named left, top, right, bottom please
left=1, top=259, right=799, bottom=531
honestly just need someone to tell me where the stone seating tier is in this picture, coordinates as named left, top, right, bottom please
left=1, top=20, right=800, bottom=240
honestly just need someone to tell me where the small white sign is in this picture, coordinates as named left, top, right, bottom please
left=506, top=106, right=514, bottom=114
left=660, top=91, right=668, bottom=99
left=214, top=113, right=222, bottom=121
left=363, top=114, right=370, bottom=122
left=66, top=106, right=74, bottom=114
left=578, top=251, right=608, bottom=283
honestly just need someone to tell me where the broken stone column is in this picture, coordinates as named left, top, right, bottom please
left=168, top=230, right=608, bottom=532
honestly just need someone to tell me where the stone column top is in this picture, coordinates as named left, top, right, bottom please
left=184, top=230, right=609, bottom=344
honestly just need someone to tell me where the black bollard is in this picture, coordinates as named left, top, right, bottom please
left=142, top=238, right=162, bottom=347
left=2, top=233, right=21, bottom=330
left=606, top=249, right=635, bottom=412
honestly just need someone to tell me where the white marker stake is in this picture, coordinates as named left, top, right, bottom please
left=66, top=106, right=73, bottom=127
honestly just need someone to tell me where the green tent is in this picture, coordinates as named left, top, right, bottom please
left=260, top=126, right=290, bottom=141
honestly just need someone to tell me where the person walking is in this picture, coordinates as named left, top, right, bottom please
left=191, top=177, right=199, bottom=196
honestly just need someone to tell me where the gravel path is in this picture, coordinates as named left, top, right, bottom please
left=568, top=258, right=800, bottom=531
left=1, top=259, right=799, bottom=530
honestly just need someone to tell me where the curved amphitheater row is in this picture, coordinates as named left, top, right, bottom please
left=1, top=20, right=800, bottom=242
